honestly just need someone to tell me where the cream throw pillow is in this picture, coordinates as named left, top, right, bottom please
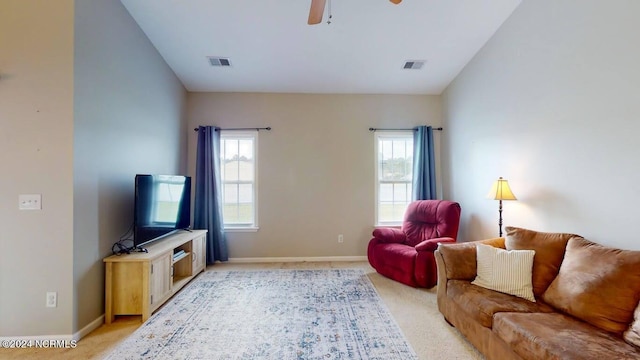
left=472, top=244, right=536, bottom=302
left=624, top=302, right=640, bottom=347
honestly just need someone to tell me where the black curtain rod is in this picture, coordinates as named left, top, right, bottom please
left=368, top=127, right=443, bottom=132
left=194, top=127, right=272, bottom=132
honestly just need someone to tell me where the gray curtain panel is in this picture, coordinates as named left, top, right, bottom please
left=412, top=125, right=436, bottom=200
left=194, top=126, right=229, bottom=263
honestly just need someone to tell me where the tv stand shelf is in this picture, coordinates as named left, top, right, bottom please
left=104, top=229, right=207, bottom=324
left=173, top=251, right=189, bottom=263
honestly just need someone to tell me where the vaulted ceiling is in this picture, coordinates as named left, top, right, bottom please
left=120, top=0, right=521, bottom=94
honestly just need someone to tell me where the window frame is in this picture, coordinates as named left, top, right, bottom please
left=220, top=131, right=259, bottom=231
left=374, top=131, right=414, bottom=227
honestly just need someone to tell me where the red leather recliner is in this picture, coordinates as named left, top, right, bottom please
left=367, top=200, right=461, bottom=288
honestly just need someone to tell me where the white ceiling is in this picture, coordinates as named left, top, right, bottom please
left=120, top=0, right=521, bottom=95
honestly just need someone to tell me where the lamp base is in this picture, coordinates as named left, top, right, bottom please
left=498, top=199, right=503, bottom=237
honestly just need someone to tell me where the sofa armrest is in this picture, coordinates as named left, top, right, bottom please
left=372, top=228, right=406, bottom=244
left=435, top=248, right=450, bottom=314
left=435, top=238, right=505, bottom=315
left=437, top=237, right=505, bottom=281
left=415, top=237, right=456, bottom=252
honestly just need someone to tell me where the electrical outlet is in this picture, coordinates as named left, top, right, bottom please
left=338, top=234, right=344, bottom=243
left=19, top=194, right=42, bottom=210
left=46, top=292, right=57, bottom=308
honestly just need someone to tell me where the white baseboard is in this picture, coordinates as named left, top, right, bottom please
left=73, top=314, right=104, bottom=341
left=0, top=314, right=105, bottom=343
left=0, top=334, right=74, bottom=341
left=227, top=256, right=367, bottom=263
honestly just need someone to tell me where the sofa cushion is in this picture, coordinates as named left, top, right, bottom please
left=437, top=237, right=506, bottom=281
left=447, top=280, right=554, bottom=328
left=493, top=312, right=640, bottom=360
left=472, top=244, right=536, bottom=302
left=542, top=237, right=640, bottom=335
left=624, top=302, right=640, bottom=347
left=504, top=226, right=580, bottom=297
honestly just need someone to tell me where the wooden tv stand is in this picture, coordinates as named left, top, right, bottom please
left=103, top=229, right=207, bottom=324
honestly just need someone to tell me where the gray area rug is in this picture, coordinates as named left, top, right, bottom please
left=104, top=269, right=418, bottom=359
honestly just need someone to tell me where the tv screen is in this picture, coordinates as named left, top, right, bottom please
left=134, top=174, right=191, bottom=248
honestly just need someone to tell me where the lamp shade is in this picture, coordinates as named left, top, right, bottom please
left=487, top=177, right=517, bottom=201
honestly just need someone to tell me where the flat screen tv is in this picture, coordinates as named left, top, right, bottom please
left=133, top=174, right=191, bottom=249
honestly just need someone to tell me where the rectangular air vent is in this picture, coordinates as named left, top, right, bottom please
left=208, top=57, right=231, bottom=67
left=403, top=60, right=425, bottom=70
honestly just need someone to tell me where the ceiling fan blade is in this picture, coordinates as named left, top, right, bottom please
left=390, top=0, right=402, bottom=4
left=308, top=0, right=326, bottom=25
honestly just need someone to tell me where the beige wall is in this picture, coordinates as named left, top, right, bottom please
left=0, top=0, right=187, bottom=338
left=73, top=0, right=187, bottom=334
left=187, top=93, right=442, bottom=258
left=0, top=0, right=75, bottom=335
left=442, top=0, right=640, bottom=250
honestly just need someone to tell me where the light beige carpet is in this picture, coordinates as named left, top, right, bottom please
left=0, top=261, right=483, bottom=360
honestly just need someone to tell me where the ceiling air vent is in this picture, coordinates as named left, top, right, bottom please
left=208, top=57, right=231, bottom=67
left=403, top=60, right=425, bottom=70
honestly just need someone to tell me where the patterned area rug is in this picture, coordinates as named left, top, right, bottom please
left=104, top=269, right=417, bottom=360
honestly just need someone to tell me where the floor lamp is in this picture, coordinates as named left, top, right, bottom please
left=488, top=177, right=517, bottom=237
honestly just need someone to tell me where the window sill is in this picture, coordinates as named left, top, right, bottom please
left=374, top=224, right=402, bottom=229
left=224, top=227, right=259, bottom=233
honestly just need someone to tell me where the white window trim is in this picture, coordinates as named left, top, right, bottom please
left=374, top=131, right=414, bottom=227
left=225, top=227, right=259, bottom=233
left=220, top=131, right=259, bottom=231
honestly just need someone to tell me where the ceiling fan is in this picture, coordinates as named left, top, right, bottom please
left=308, top=0, right=402, bottom=25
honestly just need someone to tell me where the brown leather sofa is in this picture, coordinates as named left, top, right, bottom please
left=434, top=226, right=640, bottom=360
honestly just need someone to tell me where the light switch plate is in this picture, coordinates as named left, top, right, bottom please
left=19, top=194, right=42, bottom=210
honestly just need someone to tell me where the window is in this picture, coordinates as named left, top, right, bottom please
left=375, top=132, right=414, bottom=225
left=220, top=132, right=258, bottom=229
